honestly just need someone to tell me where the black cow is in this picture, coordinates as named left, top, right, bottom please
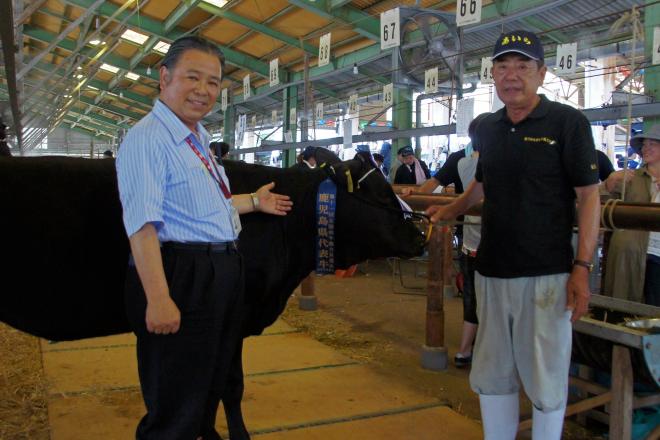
left=0, top=150, right=424, bottom=438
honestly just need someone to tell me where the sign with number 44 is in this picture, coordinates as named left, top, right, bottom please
left=555, top=43, right=577, bottom=76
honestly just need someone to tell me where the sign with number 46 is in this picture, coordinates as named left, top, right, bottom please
left=555, top=43, right=577, bottom=76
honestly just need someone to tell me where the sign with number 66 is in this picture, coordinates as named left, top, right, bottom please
left=456, top=0, right=482, bottom=27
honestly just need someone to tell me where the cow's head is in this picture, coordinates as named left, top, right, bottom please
left=315, top=149, right=425, bottom=267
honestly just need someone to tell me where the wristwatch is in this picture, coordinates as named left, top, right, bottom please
left=250, top=192, right=260, bottom=211
left=573, top=259, right=594, bottom=272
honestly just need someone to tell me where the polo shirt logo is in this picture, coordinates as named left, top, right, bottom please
left=524, top=136, right=556, bottom=145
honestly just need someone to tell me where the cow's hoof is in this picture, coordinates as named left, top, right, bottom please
left=298, top=295, right=317, bottom=310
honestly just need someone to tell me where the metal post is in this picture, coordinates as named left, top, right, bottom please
left=420, top=225, right=448, bottom=370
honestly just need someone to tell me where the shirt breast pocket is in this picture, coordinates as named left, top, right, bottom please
left=524, top=143, right=562, bottom=179
left=184, top=165, right=220, bottom=217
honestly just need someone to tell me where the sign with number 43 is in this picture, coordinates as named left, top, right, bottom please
left=555, top=43, right=577, bottom=76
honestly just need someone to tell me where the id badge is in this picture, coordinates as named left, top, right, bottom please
left=230, top=202, right=242, bottom=236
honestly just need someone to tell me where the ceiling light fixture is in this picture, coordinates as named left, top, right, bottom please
left=121, top=29, right=149, bottom=45
left=153, top=40, right=171, bottom=54
left=89, top=39, right=101, bottom=46
left=353, top=63, right=358, bottom=75
left=125, top=72, right=140, bottom=81
left=146, top=65, right=151, bottom=75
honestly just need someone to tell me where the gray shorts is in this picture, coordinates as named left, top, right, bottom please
left=469, top=272, right=572, bottom=412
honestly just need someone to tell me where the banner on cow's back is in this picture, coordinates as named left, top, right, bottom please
left=316, top=178, right=336, bottom=274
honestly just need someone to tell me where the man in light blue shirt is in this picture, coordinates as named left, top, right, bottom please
left=116, top=36, right=291, bottom=440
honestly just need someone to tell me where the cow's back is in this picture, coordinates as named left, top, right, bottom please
left=0, top=157, right=130, bottom=340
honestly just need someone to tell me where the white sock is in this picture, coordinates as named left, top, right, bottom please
left=479, top=393, right=519, bottom=440
left=532, top=406, right=566, bottom=440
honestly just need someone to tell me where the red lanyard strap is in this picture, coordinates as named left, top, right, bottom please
left=185, top=136, right=232, bottom=199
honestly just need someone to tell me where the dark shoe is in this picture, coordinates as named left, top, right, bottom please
left=454, top=353, right=472, bottom=368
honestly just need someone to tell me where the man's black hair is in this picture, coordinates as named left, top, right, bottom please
left=210, top=141, right=231, bottom=158
left=161, top=36, right=225, bottom=73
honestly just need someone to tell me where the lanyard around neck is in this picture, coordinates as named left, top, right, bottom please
left=185, top=136, right=232, bottom=199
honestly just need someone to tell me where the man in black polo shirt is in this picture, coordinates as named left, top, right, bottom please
left=427, top=30, right=600, bottom=439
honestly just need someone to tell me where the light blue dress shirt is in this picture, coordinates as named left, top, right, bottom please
left=116, top=99, right=239, bottom=242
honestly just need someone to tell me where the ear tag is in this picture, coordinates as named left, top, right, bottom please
left=345, top=170, right=354, bottom=193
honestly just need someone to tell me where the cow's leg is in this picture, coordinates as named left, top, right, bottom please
left=224, top=339, right=250, bottom=440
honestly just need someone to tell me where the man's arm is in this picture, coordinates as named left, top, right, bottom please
left=566, top=183, right=600, bottom=322
left=233, top=182, right=293, bottom=215
left=426, top=180, right=484, bottom=223
left=129, top=223, right=180, bottom=334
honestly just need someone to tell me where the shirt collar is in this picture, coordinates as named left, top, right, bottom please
left=152, top=99, right=210, bottom=146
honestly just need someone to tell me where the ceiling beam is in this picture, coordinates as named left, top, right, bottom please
left=163, top=0, right=203, bottom=33
left=287, top=0, right=380, bottom=41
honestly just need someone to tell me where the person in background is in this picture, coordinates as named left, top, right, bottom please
left=115, top=35, right=292, bottom=440
left=426, top=30, right=600, bottom=439
left=102, top=149, right=114, bottom=158
left=210, top=141, right=230, bottom=161
left=603, top=125, right=660, bottom=306
left=596, top=149, right=615, bottom=182
left=379, top=141, right=392, bottom=176
left=373, top=153, right=386, bottom=175
left=393, top=145, right=431, bottom=184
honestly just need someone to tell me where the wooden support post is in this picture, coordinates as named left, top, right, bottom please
left=298, top=272, right=317, bottom=310
left=420, top=225, right=448, bottom=370
left=610, top=345, right=633, bottom=440
left=443, top=226, right=455, bottom=297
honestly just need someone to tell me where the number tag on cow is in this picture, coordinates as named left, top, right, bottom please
left=424, top=67, right=438, bottom=93
left=221, top=88, right=228, bottom=111
left=271, top=110, right=278, bottom=126
left=269, top=58, right=279, bottom=87
left=243, top=75, right=251, bottom=100
left=480, top=57, right=493, bottom=84
left=456, top=0, right=482, bottom=27
left=380, top=8, right=400, bottom=50
left=348, top=94, right=358, bottom=115
left=653, top=27, right=660, bottom=65
left=318, top=33, right=331, bottom=67
left=289, top=107, right=296, bottom=126
left=555, top=42, right=577, bottom=75
left=315, top=102, right=324, bottom=121
left=383, top=83, right=393, bottom=108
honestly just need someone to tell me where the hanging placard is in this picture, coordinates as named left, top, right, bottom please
left=315, top=102, right=324, bottom=121
left=318, top=33, right=331, bottom=67
left=343, top=119, right=352, bottom=149
left=456, top=98, right=474, bottom=137
left=243, top=74, right=251, bottom=99
left=348, top=94, right=358, bottom=115
left=251, top=115, right=257, bottom=128
left=653, top=28, right=660, bottom=65
left=456, top=0, right=482, bottom=27
left=221, top=88, right=228, bottom=111
left=289, top=107, right=297, bottom=126
left=380, top=8, right=400, bottom=50
left=352, top=107, right=359, bottom=134
left=284, top=131, right=293, bottom=143
left=382, top=83, right=393, bottom=108
left=555, top=42, right=577, bottom=76
left=269, top=59, right=279, bottom=87
left=480, top=57, right=493, bottom=84
left=271, top=110, right=278, bottom=126
left=237, top=114, right=247, bottom=146
left=424, top=67, right=438, bottom=93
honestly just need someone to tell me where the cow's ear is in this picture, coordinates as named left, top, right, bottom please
left=315, top=147, right=341, bottom=166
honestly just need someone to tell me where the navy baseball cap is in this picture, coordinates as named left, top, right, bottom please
left=492, top=30, right=544, bottom=62
left=397, top=146, right=414, bottom=157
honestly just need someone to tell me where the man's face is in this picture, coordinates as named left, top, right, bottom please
left=402, top=155, right=415, bottom=165
left=493, top=54, right=546, bottom=108
left=160, top=49, right=222, bottom=130
left=641, top=139, right=660, bottom=165
left=307, top=157, right=317, bottom=166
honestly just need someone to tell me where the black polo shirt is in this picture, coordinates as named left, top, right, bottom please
left=433, top=149, right=466, bottom=193
left=474, top=95, right=599, bottom=278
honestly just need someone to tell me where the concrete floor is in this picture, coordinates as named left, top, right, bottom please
left=40, top=265, right=483, bottom=440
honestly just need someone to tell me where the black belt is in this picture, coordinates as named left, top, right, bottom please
left=161, top=241, right=238, bottom=253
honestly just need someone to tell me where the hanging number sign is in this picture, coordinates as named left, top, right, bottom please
left=456, top=98, right=474, bottom=137
left=380, top=8, right=400, bottom=50
left=318, top=33, right=331, bottom=67
left=251, top=115, right=257, bottom=129
left=271, top=110, right=278, bottom=126
left=289, top=107, right=296, bottom=126
left=348, top=94, right=358, bottom=115
left=456, top=0, right=482, bottom=27
left=315, top=102, right=324, bottom=121
left=424, top=67, right=438, bottom=93
left=480, top=57, right=493, bottom=84
left=383, top=83, right=393, bottom=108
left=243, top=74, right=251, bottom=100
left=653, top=27, right=660, bottom=65
left=221, top=88, right=228, bottom=111
left=555, top=42, right=577, bottom=75
left=269, top=58, right=279, bottom=87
